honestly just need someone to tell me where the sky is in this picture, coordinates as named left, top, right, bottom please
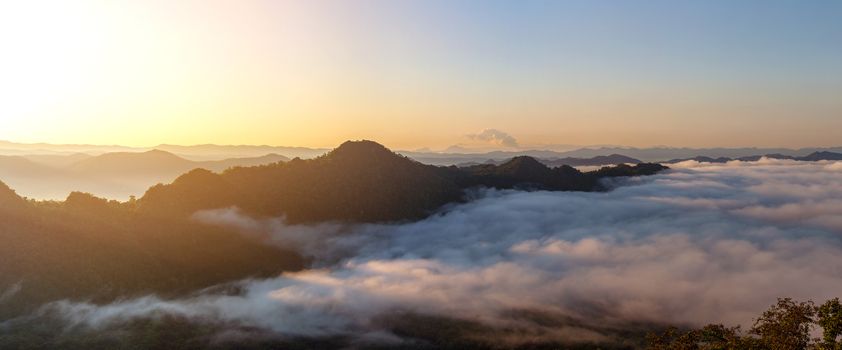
left=0, top=0, right=840, bottom=150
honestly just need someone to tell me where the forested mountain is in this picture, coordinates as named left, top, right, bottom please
left=141, top=141, right=667, bottom=223
left=0, top=182, right=303, bottom=320
left=0, top=140, right=666, bottom=323
left=446, top=155, right=662, bottom=191
left=141, top=141, right=465, bottom=223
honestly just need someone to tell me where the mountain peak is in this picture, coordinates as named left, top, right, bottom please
left=499, top=156, right=549, bottom=172
left=327, top=140, right=402, bottom=162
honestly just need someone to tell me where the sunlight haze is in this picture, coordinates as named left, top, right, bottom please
left=5, top=2, right=842, bottom=348
left=1, top=0, right=840, bottom=149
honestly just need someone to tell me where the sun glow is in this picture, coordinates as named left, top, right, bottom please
left=1, top=1, right=840, bottom=149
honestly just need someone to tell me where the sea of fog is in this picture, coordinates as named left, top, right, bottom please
left=17, top=159, right=842, bottom=345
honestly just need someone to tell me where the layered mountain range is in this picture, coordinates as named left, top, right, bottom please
left=665, top=151, right=842, bottom=164
left=0, top=151, right=289, bottom=200
left=0, top=140, right=667, bottom=321
left=139, top=141, right=666, bottom=223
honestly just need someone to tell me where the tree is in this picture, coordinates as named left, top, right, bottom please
left=647, top=298, right=842, bottom=350
left=817, top=298, right=842, bottom=350
left=750, top=298, right=816, bottom=349
left=646, top=324, right=760, bottom=350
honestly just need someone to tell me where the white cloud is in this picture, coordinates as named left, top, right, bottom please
left=466, top=129, right=519, bottom=148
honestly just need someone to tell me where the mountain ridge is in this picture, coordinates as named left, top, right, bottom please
left=0, top=139, right=667, bottom=323
left=664, top=151, right=842, bottom=164
left=0, top=150, right=291, bottom=200
left=5, top=139, right=842, bottom=164
left=140, top=140, right=667, bottom=223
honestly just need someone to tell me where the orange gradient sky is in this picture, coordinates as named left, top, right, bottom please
left=1, top=0, right=840, bottom=150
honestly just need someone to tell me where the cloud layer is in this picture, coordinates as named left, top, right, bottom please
left=30, top=160, right=842, bottom=344
left=466, top=129, right=519, bottom=148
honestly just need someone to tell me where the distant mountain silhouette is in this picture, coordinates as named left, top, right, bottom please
left=21, top=153, right=92, bottom=167
left=0, top=140, right=322, bottom=159
left=0, top=150, right=289, bottom=200
left=201, top=153, right=289, bottom=170
left=4, top=139, right=840, bottom=165
left=541, top=154, right=641, bottom=167
left=69, top=149, right=196, bottom=177
left=454, top=154, right=641, bottom=168
left=799, top=151, right=842, bottom=161
left=664, top=156, right=738, bottom=164
left=154, top=143, right=326, bottom=160
left=0, top=156, right=58, bottom=177
left=550, top=147, right=842, bottom=162
left=665, top=151, right=842, bottom=164
left=70, top=149, right=290, bottom=177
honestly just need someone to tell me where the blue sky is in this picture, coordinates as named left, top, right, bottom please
left=1, top=0, right=840, bottom=148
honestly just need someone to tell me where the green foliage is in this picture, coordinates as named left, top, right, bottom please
left=750, top=298, right=815, bottom=349
left=648, top=298, right=842, bottom=350
left=817, top=298, right=842, bottom=350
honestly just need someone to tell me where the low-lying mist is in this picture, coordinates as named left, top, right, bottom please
left=10, top=159, right=842, bottom=347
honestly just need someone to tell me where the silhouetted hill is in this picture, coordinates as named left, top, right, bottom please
left=140, top=169, right=238, bottom=216
left=451, top=156, right=570, bottom=190
left=498, top=156, right=556, bottom=176
left=445, top=156, right=666, bottom=192
left=589, top=163, right=667, bottom=177
left=143, top=140, right=464, bottom=223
